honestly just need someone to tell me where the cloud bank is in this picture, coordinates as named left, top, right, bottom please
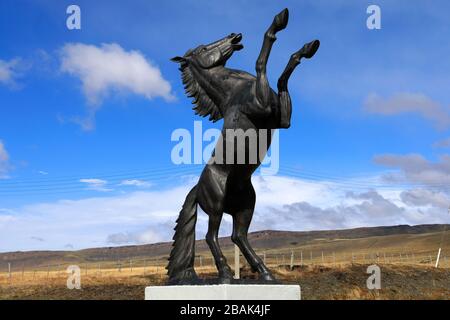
left=1, top=175, right=448, bottom=252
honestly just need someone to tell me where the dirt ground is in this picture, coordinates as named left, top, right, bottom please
left=0, top=263, right=448, bottom=300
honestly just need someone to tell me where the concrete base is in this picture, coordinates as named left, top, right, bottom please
left=145, top=284, right=301, bottom=300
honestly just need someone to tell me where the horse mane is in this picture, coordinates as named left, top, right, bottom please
left=179, top=63, right=223, bottom=122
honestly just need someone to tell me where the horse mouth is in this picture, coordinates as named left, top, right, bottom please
left=231, top=33, right=244, bottom=51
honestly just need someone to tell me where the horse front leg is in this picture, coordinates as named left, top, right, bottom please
left=255, top=8, right=289, bottom=110
left=277, top=40, right=320, bottom=128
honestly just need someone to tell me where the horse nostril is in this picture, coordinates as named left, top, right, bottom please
left=229, top=33, right=236, bottom=38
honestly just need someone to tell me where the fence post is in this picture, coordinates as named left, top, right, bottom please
left=234, top=245, right=240, bottom=279
left=333, top=252, right=336, bottom=266
left=143, top=259, right=147, bottom=276
left=130, top=260, right=133, bottom=272
left=310, top=251, right=313, bottom=265
left=300, top=251, right=303, bottom=266
left=8, top=263, right=11, bottom=283
left=435, top=248, right=441, bottom=268
left=321, top=251, right=324, bottom=264
left=263, top=251, right=266, bottom=265
left=290, top=251, right=294, bottom=271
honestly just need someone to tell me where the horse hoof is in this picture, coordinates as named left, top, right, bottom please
left=273, top=8, right=289, bottom=32
left=219, top=269, right=234, bottom=282
left=301, top=40, right=320, bottom=59
left=259, top=272, right=277, bottom=282
left=219, top=277, right=232, bottom=284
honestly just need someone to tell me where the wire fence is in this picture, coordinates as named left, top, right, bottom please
left=1, top=248, right=448, bottom=285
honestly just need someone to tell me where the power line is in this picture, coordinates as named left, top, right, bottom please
left=1, top=163, right=450, bottom=195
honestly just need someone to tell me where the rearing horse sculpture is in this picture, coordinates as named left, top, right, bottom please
left=167, top=8, right=319, bottom=284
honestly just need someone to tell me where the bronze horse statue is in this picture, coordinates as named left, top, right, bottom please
left=167, top=8, right=319, bottom=284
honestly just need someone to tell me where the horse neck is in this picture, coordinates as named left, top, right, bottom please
left=190, top=65, right=232, bottom=106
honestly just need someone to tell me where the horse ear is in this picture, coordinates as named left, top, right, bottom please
left=170, top=56, right=186, bottom=63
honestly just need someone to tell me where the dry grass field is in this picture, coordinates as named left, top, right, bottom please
left=1, top=224, right=448, bottom=300
left=0, top=263, right=449, bottom=300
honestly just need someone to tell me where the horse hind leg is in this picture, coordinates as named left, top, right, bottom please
left=231, top=208, right=276, bottom=281
left=228, top=182, right=276, bottom=281
left=205, top=210, right=234, bottom=282
left=197, top=166, right=233, bottom=282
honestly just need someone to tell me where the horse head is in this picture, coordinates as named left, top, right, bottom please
left=171, top=33, right=243, bottom=69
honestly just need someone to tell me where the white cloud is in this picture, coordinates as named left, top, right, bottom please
left=268, top=193, right=408, bottom=231
left=60, top=42, right=175, bottom=130
left=364, top=92, right=450, bottom=130
left=1, top=174, right=448, bottom=252
left=0, top=185, right=190, bottom=251
left=0, top=58, right=22, bottom=87
left=433, top=137, right=450, bottom=149
left=30, top=236, right=45, bottom=242
left=119, top=179, right=151, bottom=187
left=400, top=189, right=449, bottom=209
left=107, top=229, right=162, bottom=245
left=0, top=140, right=10, bottom=178
left=79, top=178, right=111, bottom=192
left=374, top=153, right=450, bottom=186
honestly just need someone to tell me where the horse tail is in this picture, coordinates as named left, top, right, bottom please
left=166, top=185, right=198, bottom=283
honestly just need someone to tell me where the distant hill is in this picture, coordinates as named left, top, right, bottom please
left=0, top=224, right=448, bottom=268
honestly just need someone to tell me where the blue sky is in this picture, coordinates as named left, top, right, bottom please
left=1, top=0, right=450, bottom=251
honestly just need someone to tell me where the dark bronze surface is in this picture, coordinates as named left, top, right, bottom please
left=166, top=8, right=319, bottom=285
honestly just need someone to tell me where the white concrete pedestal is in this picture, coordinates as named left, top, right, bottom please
left=145, top=284, right=301, bottom=300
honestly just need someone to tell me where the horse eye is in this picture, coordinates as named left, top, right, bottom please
left=202, top=47, right=207, bottom=51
